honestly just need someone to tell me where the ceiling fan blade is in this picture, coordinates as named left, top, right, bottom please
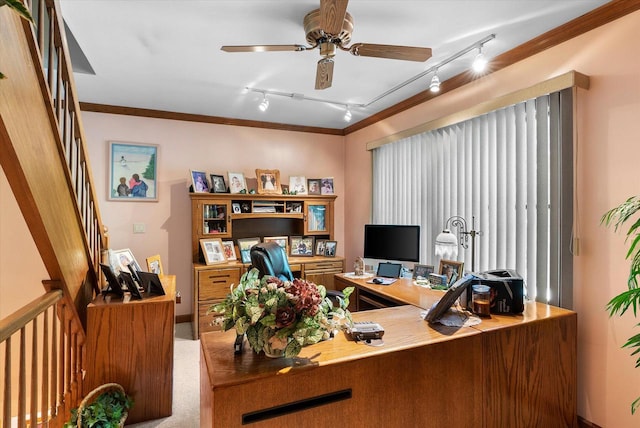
left=315, top=58, right=334, bottom=90
left=221, top=44, right=307, bottom=53
left=349, top=43, right=432, bottom=62
left=320, top=0, right=349, bottom=36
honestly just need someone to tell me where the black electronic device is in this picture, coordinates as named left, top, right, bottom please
left=460, top=269, right=525, bottom=314
left=100, top=263, right=124, bottom=298
left=119, top=271, right=143, bottom=300
left=363, top=224, right=420, bottom=262
left=376, top=262, right=402, bottom=278
left=137, top=271, right=166, bottom=296
left=424, top=274, right=477, bottom=323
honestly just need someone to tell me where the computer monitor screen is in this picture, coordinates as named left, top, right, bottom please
left=363, top=224, right=420, bottom=263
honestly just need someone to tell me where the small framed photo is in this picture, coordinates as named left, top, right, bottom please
left=315, top=239, right=326, bottom=256
left=240, top=202, right=251, bottom=213
left=191, top=170, right=210, bottom=193
left=289, top=202, right=302, bottom=213
left=324, top=240, right=337, bottom=257
left=413, top=264, right=434, bottom=280
left=307, top=178, right=321, bottom=195
left=200, top=238, right=226, bottom=265
left=108, top=141, right=158, bottom=201
left=237, top=237, right=261, bottom=264
left=263, top=236, right=289, bottom=255
left=439, top=260, right=464, bottom=286
left=221, top=240, right=237, bottom=261
left=210, top=174, right=227, bottom=193
left=232, top=203, right=241, bottom=214
left=320, top=177, right=334, bottom=195
left=228, top=172, right=247, bottom=194
left=289, top=176, right=307, bottom=195
left=110, top=248, right=142, bottom=274
left=255, top=169, right=282, bottom=195
left=290, top=236, right=314, bottom=257
left=145, top=254, right=164, bottom=275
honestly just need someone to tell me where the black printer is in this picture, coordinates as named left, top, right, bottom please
left=462, top=269, right=525, bottom=314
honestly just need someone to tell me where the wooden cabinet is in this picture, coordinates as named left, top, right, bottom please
left=193, top=264, right=242, bottom=339
left=190, top=193, right=343, bottom=340
left=85, top=275, right=176, bottom=424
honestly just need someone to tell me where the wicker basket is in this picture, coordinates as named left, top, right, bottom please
left=76, top=383, right=128, bottom=428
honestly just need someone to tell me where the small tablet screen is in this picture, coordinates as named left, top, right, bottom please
left=376, top=262, right=402, bottom=278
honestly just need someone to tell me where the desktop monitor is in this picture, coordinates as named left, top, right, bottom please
left=363, top=224, right=420, bottom=262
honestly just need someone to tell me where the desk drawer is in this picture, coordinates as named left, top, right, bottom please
left=304, top=260, right=344, bottom=272
left=199, top=301, right=222, bottom=334
left=197, top=267, right=241, bottom=301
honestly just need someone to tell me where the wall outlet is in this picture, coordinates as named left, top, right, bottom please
left=133, top=223, right=146, bottom=234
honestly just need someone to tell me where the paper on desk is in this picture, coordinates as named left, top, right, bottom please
left=421, top=308, right=481, bottom=327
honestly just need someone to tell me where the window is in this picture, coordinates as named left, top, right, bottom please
left=372, top=89, right=573, bottom=308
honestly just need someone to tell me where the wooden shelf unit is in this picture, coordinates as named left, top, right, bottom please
left=190, top=193, right=344, bottom=340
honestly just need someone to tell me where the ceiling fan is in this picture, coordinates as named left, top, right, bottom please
left=221, top=0, right=432, bottom=90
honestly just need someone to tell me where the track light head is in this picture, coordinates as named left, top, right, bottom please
left=472, top=46, right=487, bottom=72
left=258, top=95, right=269, bottom=112
left=429, top=73, right=440, bottom=93
left=343, top=106, right=352, bottom=122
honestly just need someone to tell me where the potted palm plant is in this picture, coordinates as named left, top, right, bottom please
left=602, top=196, right=640, bottom=414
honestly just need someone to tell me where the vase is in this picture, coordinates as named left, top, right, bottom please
left=263, top=346, right=285, bottom=358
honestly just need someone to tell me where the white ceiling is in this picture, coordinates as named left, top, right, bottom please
left=59, top=0, right=610, bottom=130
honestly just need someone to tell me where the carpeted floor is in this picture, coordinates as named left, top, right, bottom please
left=127, top=323, right=200, bottom=427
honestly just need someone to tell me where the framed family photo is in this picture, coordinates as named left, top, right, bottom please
left=145, top=254, right=164, bottom=275
left=290, top=236, right=314, bottom=257
left=108, top=141, right=158, bottom=201
left=263, top=236, right=289, bottom=255
left=324, top=240, right=337, bottom=257
left=221, top=240, right=237, bottom=261
left=110, top=248, right=142, bottom=274
left=413, top=264, right=434, bottom=280
left=200, top=238, right=226, bottom=265
left=256, top=169, right=281, bottom=195
left=307, top=178, right=321, bottom=195
left=228, top=172, right=247, bottom=194
left=210, top=174, right=227, bottom=193
left=191, top=170, right=209, bottom=193
left=289, top=176, right=307, bottom=194
left=320, top=177, right=334, bottom=195
left=315, top=239, right=326, bottom=256
left=439, top=260, right=464, bottom=286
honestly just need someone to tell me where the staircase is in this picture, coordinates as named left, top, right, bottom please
left=0, top=0, right=107, bottom=426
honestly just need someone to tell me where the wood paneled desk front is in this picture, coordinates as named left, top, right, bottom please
left=85, top=275, right=176, bottom=424
left=200, top=274, right=577, bottom=427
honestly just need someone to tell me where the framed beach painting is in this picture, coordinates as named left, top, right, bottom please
left=108, top=141, right=158, bottom=201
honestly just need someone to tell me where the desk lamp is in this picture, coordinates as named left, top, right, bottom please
left=434, top=216, right=480, bottom=272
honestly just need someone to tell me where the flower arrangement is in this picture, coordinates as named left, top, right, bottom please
left=211, top=268, right=354, bottom=358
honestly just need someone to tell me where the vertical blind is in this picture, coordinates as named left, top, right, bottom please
left=372, top=90, right=573, bottom=307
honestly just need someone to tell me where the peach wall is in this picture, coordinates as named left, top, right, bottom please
left=344, top=10, right=640, bottom=427
left=81, top=112, right=345, bottom=317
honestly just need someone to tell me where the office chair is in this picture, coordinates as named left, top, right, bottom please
left=249, top=241, right=344, bottom=304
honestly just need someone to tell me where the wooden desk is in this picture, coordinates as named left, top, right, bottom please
left=85, top=275, right=176, bottom=424
left=335, top=274, right=578, bottom=427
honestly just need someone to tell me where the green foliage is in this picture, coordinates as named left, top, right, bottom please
left=65, top=389, right=133, bottom=428
left=210, top=268, right=354, bottom=358
left=601, top=196, right=640, bottom=414
left=142, top=153, right=155, bottom=180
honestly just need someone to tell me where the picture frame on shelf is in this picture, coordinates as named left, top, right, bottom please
left=289, top=176, right=307, bottom=195
left=290, top=236, right=314, bottom=257
left=315, top=239, right=326, bottom=256
left=232, top=203, right=241, bottom=214
left=221, top=240, right=237, bottom=261
left=255, top=169, right=282, bottom=195
left=191, top=170, right=210, bottom=193
left=240, top=202, right=251, bottom=213
left=413, top=264, right=434, bottom=280
left=320, top=177, right=334, bottom=195
left=145, top=254, right=164, bottom=275
left=237, top=237, right=261, bottom=264
left=110, top=248, right=142, bottom=275
left=227, top=172, right=247, bottom=194
left=307, top=178, right=321, bottom=195
left=439, top=259, right=464, bottom=286
left=263, top=236, right=289, bottom=255
left=289, top=202, right=302, bottom=213
left=200, top=238, right=226, bottom=265
left=210, top=174, right=227, bottom=193
left=324, top=240, right=337, bottom=257
left=108, top=141, right=158, bottom=201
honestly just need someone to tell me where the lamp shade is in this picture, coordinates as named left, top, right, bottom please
left=434, top=229, right=458, bottom=260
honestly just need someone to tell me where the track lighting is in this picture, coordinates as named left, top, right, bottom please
left=258, top=94, right=269, bottom=112
left=429, top=71, right=440, bottom=93
left=472, top=46, right=487, bottom=73
left=343, top=105, right=352, bottom=122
